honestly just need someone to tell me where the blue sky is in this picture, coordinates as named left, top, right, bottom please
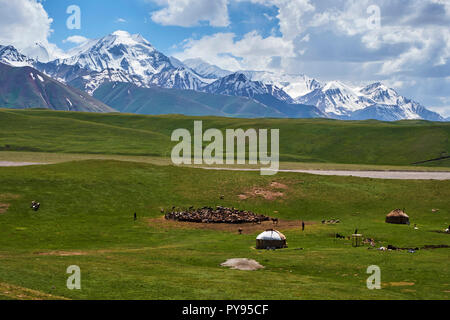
left=41, top=0, right=280, bottom=53
left=0, top=0, right=449, bottom=117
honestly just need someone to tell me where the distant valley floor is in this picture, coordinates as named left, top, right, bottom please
left=1, top=153, right=450, bottom=180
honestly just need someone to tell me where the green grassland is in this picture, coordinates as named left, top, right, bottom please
left=1, top=108, right=450, bottom=166
left=0, top=160, right=449, bottom=299
left=0, top=108, right=449, bottom=300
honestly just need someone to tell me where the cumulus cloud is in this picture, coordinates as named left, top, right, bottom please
left=173, top=31, right=294, bottom=71
left=0, top=0, right=63, bottom=59
left=63, top=35, right=89, bottom=45
left=150, top=0, right=230, bottom=27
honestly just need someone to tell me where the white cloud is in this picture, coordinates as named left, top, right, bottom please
left=150, top=0, right=230, bottom=27
left=116, top=18, right=127, bottom=23
left=0, top=0, right=63, bottom=59
left=173, top=31, right=294, bottom=71
left=245, top=0, right=315, bottom=40
left=63, top=35, right=89, bottom=45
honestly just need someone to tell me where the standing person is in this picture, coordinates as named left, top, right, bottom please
left=134, top=212, right=137, bottom=221
left=302, top=221, right=305, bottom=231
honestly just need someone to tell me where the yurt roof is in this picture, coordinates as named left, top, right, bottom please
left=256, top=229, right=286, bottom=241
left=387, top=209, right=409, bottom=218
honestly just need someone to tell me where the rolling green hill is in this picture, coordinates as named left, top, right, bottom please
left=1, top=108, right=449, bottom=166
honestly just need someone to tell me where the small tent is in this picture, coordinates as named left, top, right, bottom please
left=256, top=229, right=287, bottom=249
left=386, top=209, right=410, bottom=225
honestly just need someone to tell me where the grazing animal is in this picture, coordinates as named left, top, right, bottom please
left=238, top=228, right=243, bottom=235
left=220, top=195, right=224, bottom=200
left=31, top=201, right=40, bottom=212
left=336, top=233, right=345, bottom=239
left=271, top=218, right=279, bottom=225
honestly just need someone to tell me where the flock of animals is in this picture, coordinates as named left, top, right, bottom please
left=164, top=206, right=272, bottom=224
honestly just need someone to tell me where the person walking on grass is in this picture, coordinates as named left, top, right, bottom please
left=302, top=221, right=305, bottom=231
left=134, top=212, right=137, bottom=221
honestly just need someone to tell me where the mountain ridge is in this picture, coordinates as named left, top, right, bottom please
left=0, top=30, right=446, bottom=121
left=0, top=62, right=115, bottom=113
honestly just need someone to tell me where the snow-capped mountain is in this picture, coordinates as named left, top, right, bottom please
left=296, top=81, right=444, bottom=121
left=68, top=68, right=146, bottom=95
left=0, top=30, right=446, bottom=121
left=21, top=42, right=51, bottom=63
left=0, top=45, right=34, bottom=67
left=36, top=31, right=206, bottom=93
left=203, top=72, right=294, bottom=103
left=202, top=72, right=326, bottom=118
left=62, top=31, right=169, bottom=76
left=242, top=71, right=322, bottom=99
left=296, top=81, right=372, bottom=116
left=182, top=58, right=232, bottom=80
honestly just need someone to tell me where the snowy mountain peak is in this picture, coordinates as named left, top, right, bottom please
left=226, top=72, right=249, bottom=83
left=323, top=80, right=352, bottom=92
left=296, top=80, right=444, bottom=121
left=106, top=30, right=152, bottom=47
left=182, top=58, right=232, bottom=79
left=2, top=29, right=443, bottom=122
left=21, top=42, right=50, bottom=63
left=204, top=72, right=294, bottom=103
left=242, top=70, right=322, bottom=99
left=359, top=82, right=400, bottom=105
left=0, top=45, right=34, bottom=67
left=60, top=30, right=167, bottom=78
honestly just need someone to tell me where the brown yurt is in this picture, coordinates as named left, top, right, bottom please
left=256, top=229, right=287, bottom=249
left=385, top=209, right=410, bottom=224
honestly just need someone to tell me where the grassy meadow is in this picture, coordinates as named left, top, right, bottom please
left=0, top=108, right=449, bottom=300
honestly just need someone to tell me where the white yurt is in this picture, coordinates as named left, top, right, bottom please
left=256, top=229, right=287, bottom=249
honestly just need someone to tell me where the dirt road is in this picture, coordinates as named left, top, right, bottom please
left=202, top=167, right=450, bottom=180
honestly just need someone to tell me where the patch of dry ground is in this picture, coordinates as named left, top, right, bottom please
left=0, top=282, right=69, bottom=300
left=147, top=216, right=314, bottom=234
left=383, top=282, right=415, bottom=287
left=0, top=203, right=10, bottom=214
left=35, top=251, right=87, bottom=257
left=221, top=258, right=264, bottom=271
left=238, top=181, right=289, bottom=200
left=32, top=244, right=181, bottom=257
left=0, top=194, right=20, bottom=214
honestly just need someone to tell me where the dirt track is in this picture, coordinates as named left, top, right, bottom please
left=0, top=161, right=44, bottom=167
left=202, top=167, right=450, bottom=180
left=1, top=161, right=449, bottom=180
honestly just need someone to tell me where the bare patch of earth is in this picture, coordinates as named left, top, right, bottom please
left=0, top=162, right=45, bottom=167
left=0, top=203, right=10, bottom=214
left=0, top=282, right=69, bottom=300
left=221, top=258, right=264, bottom=271
left=147, top=216, right=314, bottom=234
left=238, top=181, right=289, bottom=200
